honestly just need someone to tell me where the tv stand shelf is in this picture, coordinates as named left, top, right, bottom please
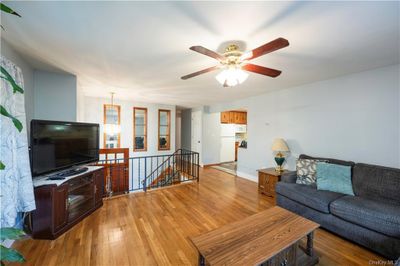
left=31, top=166, right=104, bottom=240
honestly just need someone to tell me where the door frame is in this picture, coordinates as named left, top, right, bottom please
left=191, top=110, right=203, bottom=166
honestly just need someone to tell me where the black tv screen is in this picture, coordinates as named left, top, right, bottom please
left=30, top=120, right=99, bottom=177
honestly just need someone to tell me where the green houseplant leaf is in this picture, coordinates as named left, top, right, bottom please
left=0, top=245, right=25, bottom=263
left=0, top=3, right=21, bottom=17
left=0, top=228, right=26, bottom=263
left=0, top=228, right=25, bottom=241
left=1, top=66, right=24, bottom=94
left=0, top=105, right=23, bottom=132
left=0, top=5, right=26, bottom=265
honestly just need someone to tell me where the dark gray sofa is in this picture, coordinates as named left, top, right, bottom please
left=276, top=154, right=400, bottom=259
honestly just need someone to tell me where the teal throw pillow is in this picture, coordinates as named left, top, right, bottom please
left=316, top=162, right=354, bottom=196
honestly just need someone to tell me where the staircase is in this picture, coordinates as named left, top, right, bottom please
left=143, top=149, right=199, bottom=191
left=96, top=149, right=199, bottom=195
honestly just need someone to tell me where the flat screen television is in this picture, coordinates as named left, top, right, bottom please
left=30, top=120, right=99, bottom=177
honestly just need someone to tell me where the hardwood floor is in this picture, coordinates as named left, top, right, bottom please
left=11, top=167, right=384, bottom=266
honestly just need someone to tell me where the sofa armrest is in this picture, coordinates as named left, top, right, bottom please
left=280, top=171, right=297, bottom=183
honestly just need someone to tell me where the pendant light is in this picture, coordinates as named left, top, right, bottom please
left=104, top=92, right=121, bottom=135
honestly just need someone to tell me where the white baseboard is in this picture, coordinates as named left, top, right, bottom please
left=236, top=171, right=258, bottom=183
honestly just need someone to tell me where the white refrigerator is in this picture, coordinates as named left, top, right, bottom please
left=220, top=124, right=236, bottom=162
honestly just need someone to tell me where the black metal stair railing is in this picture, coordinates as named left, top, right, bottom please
left=142, top=149, right=200, bottom=191
left=96, top=149, right=200, bottom=196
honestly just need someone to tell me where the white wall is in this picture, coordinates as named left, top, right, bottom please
left=202, top=111, right=221, bottom=165
left=205, top=64, right=400, bottom=181
left=1, top=39, right=34, bottom=132
left=34, top=70, right=77, bottom=121
left=83, top=96, right=176, bottom=157
left=82, top=96, right=176, bottom=190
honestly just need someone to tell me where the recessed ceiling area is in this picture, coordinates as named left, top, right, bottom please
left=1, top=1, right=399, bottom=107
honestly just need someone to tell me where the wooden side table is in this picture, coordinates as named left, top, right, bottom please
left=257, top=168, right=287, bottom=198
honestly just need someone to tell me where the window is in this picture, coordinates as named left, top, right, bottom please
left=158, top=109, right=171, bottom=150
left=133, top=107, right=147, bottom=151
left=103, top=104, right=121, bottom=148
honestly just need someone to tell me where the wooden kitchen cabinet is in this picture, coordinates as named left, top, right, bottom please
left=229, top=112, right=236, bottom=123
left=233, top=112, right=242, bottom=124
left=220, top=111, right=247, bottom=124
left=258, top=168, right=287, bottom=198
left=242, top=112, right=247, bottom=124
left=220, top=112, right=230, bottom=123
left=236, top=112, right=247, bottom=124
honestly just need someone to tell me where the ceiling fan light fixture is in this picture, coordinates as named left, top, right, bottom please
left=215, top=67, right=248, bottom=87
left=240, top=51, right=253, bottom=61
left=182, top=38, right=289, bottom=84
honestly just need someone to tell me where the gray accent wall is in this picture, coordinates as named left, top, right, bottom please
left=1, top=39, right=78, bottom=125
left=33, top=70, right=77, bottom=122
left=1, top=39, right=34, bottom=132
left=181, top=109, right=192, bottom=150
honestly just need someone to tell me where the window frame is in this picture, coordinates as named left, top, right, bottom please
left=103, top=104, right=121, bottom=149
left=133, top=107, right=148, bottom=152
left=158, top=109, right=171, bottom=151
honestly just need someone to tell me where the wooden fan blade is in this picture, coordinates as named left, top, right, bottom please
left=181, top=66, right=220, bottom=80
left=242, top=64, right=282, bottom=78
left=190, top=46, right=225, bottom=61
left=242, top=38, right=289, bottom=60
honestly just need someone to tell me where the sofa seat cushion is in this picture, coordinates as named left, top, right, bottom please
left=275, top=182, right=345, bottom=214
left=331, top=196, right=400, bottom=238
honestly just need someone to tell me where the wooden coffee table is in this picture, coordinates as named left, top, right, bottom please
left=190, top=206, right=319, bottom=266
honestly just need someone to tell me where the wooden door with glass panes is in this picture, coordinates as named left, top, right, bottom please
left=97, top=148, right=129, bottom=196
left=103, top=104, right=121, bottom=148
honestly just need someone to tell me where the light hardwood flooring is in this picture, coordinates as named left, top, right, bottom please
left=11, top=167, right=385, bottom=266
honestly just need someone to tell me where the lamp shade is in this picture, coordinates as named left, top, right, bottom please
left=271, top=138, right=289, bottom=152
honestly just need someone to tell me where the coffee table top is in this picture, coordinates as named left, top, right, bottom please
left=190, top=206, right=319, bottom=266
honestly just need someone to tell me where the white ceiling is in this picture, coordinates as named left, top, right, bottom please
left=1, top=1, right=399, bottom=108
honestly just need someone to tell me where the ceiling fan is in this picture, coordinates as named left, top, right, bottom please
left=181, top=38, right=289, bottom=87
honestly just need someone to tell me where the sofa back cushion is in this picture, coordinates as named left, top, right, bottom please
left=352, top=163, right=400, bottom=205
left=299, top=154, right=355, bottom=167
left=316, top=162, right=354, bottom=196
left=296, top=159, right=318, bottom=185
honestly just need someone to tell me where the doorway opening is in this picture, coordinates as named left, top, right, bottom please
left=211, top=162, right=237, bottom=176
left=212, top=109, right=247, bottom=176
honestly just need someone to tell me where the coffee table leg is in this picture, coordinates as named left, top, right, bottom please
left=198, top=252, right=205, bottom=266
left=306, top=231, right=314, bottom=257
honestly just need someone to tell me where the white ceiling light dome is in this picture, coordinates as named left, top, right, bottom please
left=215, top=67, right=249, bottom=87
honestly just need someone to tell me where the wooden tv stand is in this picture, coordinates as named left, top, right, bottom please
left=31, top=166, right=104, bottom=239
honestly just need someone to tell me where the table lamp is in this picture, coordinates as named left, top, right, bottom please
left=271, top=138, right=290, bottom=172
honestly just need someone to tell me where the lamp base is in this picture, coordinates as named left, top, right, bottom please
left=275, top=165, right=284, bottom=173
left=274, top=155, right=285, bottom=173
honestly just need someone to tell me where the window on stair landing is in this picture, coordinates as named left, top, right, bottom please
left=103, top=104, right=121, bottom=148
left=133, top=107, right=147, bottom=152
left=158, top=109, right=171, bottom=151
